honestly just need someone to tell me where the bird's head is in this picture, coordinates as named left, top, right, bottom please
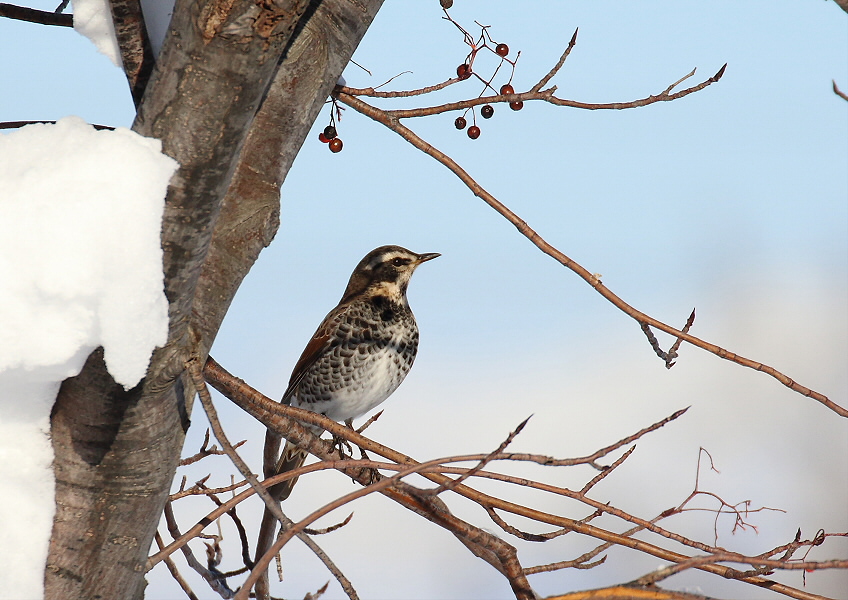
left=341, top=245, right=440, bottom=303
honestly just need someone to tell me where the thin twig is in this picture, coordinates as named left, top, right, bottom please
left=662, top=67, right=697, bottom=95
left=170, top=479, right=249, bottom=501
left=422, top=415, right=531, bottom=496
left=196, top=483, right=253, bottom=569
left=355, top=410, right=383, bottom=433
left=486, top=506, right=571, bottom=543
left=641, top=309, right=696, bottom=368
left=666, top=309, right=696, bottom=367
left=154, top=531, right=201, bottom=600
left=304, top=513, right=354, bottom=536
left=579, top=445, right=636, bottom=494
left=164, top=501, right=235, bottom=598
left=531, top=28, right=578, bottom=92
left=180, top=429, right=247, bottom=466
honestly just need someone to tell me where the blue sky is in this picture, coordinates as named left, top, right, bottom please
left=2, top=1, right=846, bottom=598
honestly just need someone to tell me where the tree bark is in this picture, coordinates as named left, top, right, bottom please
left=108, top=0, right=155, bottom=107
left=45, top=0, right=382, bottom=597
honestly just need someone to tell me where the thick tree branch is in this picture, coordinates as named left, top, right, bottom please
left=182, top=2, right=387, bottom=596
left=46, top=1, right=318, bottom=597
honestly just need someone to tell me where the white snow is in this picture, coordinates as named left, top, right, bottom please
left=71, top=0, right=122, bottom=67
left=0, top=117, right=177, bottom=599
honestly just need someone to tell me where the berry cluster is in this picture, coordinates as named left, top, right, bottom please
left=453, top=82, right=523, bottom=140
left=318, top=125, right=343, bottom=153
left=445, top=13, right=524, bottom=140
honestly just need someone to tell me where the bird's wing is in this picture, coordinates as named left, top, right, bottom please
left=281, top=302, right=351, bottom=405
left=264, top=304, right=349, bottom=478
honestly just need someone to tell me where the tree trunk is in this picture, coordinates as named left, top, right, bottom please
left=45, top=1, right=383, bottom=598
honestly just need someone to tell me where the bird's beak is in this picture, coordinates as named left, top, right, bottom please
left=415, top=252, right=441, bottom=264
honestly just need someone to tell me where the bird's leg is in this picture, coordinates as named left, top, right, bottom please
left=328, top=419, right=354, bottom=459
left=345, top=418, right=382, bottom=485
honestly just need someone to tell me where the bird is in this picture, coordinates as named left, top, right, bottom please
left=255, top=245, right=439, bottom=565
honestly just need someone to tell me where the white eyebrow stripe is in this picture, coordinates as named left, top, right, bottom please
left=369, top=250, right=411, bottom=269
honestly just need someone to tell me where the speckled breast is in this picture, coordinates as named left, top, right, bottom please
left=292, top=295, right=419, bottom=422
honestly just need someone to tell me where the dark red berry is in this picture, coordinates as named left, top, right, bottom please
left=509, top=100, right=524, bottom=111
left=456, top=63, right=471, bottom=80
left=495, top=43, right=509, bottom=57
left=329, top=138, right=343, bottom=153
left=500, top=84, right=515, bottom=95
left=318, top=132, right=329, bottom=143
left=481, top=104, right=494, bottom=119
left=323, top=125, right=337, bottom=140
left=467, top=125, right=480, bottom=139
left=440, top=0, right=453, bottom=7
left=454, top=116, right=467, bottom=130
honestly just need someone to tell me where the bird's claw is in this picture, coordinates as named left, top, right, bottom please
left=330, top=432, right=353, bottom=459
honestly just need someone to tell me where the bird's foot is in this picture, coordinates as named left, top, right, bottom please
left=353, top=437, right=383, bottom=484
left=329, top=419, right=356, bottom=459
left=361, top=466, right=383, bottom=486
left=329, top=433, right=352, bottom=459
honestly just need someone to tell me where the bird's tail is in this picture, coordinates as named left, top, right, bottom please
left=271, top=440, right=309, bottom=501
left=253, top=438, right=309, bottom=598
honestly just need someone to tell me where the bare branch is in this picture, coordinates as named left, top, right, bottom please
left=531, top=28, right=578, bottom=92
left=641, top=309, right=696, bottom=369
left=545, top=585, right=720, bottom=600
left=0, top=120, right=114, bottom=131
left=422, top=415, right=531, bottom=496
left=202, top=359, right=842, bottom=600
left=179, top=429, right=247, bottom=466
left=579, top=445, right=636, bottom=494
left=170, top=479, right=249, bottom=501
left=341, top=77, right=458, bottom=98
left=154, top=531, right=201, bottom=600
left=0, top=3, right=72, bottom=26
left=485, top=506, right=571, bottom=543
left=163, top=501, right=235, bottom=598
left=335, top=90, right=845, bottom=417
left=339, top=62, right=725, bottom=120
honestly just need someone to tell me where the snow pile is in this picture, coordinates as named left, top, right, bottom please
left=71, top=0, right=122, bottom=67
left=0, top=117, right=177, bottom=598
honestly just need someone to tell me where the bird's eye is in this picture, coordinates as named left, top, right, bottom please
left=391, top=257, right=409, bottom=267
